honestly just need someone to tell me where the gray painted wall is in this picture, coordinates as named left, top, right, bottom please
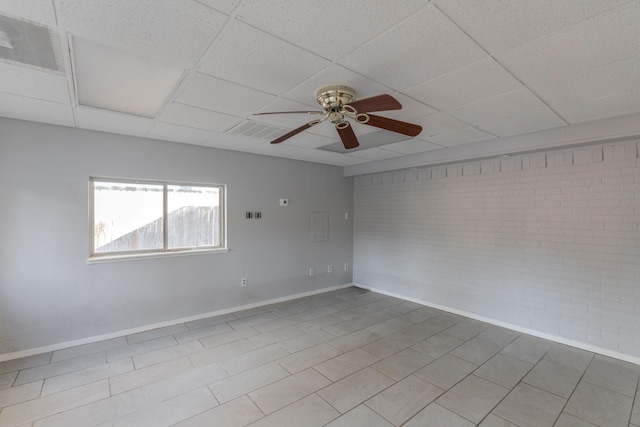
left=0, top=118, right=353, bottom=355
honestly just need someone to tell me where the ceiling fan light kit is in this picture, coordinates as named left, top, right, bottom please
left=255, top=85, right=423, bottom=150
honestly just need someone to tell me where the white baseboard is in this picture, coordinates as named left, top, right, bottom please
left=0, top=283, right=354, bottom=363
left=355, top=283, right=640, bottom=367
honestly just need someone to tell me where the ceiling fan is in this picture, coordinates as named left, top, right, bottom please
left=254, top=85, right=423, bottom=150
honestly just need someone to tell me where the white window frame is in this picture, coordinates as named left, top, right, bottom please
left=88, top=177, right=227, bottom=262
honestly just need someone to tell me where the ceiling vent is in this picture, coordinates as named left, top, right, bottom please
left=0, top=14, right=63, bottom=72
left=227, top=120, right=288, bottom=141
left=318, top=129, right=411, bottom=153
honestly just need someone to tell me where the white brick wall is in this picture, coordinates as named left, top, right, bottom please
left=354, top=139, right=640, bottom=359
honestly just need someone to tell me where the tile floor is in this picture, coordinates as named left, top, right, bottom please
left=1, top=287, right=639, bottom=427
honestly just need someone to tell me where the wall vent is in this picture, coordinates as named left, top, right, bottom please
left=227, top=120, right=287, bottom=141
left=0, top=14, right=63, bottom=72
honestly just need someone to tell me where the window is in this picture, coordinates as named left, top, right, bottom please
left=89, top=178, right=225, bottom=259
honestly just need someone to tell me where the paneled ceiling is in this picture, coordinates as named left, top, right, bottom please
left=1, top=0, right=639, bottom=171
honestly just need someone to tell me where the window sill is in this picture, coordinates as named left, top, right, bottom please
left=87, top=248, right=229, bottom=264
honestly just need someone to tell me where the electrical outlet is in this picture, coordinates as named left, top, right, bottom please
left=309, top=268, right=314, bottom=276
left=328, top=265, right=332, bottom=273
left=241, top=277, right=247, bottom=287
left=344, top=263, right=349, bottom=271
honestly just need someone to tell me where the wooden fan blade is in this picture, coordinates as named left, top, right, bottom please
left=362, top=114, right=422, bottom=137
left=336, top=123, right=360, bottom=150
left=271, top=121, right=318, bottom=144
left=346, top=94, right=402, bottom=113
left=254, top=110, right=324, bottom=115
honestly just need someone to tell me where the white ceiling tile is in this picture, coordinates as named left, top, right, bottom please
left=479, top=109, right=567, bottom=137
left=279, top=119, right=337, bottom=140
left=284, top=133, right=339, bottom=150
left=533, top=55, right=640, bottom=107
left=358, top=118, right=408, bottom=137
left=251, top=98, right=322, bottom=144
left=194, top=0, right=242, bottom=14
left=416, top=112, right=469, bottom=137
left=428, top=127, right=496, bottom=146
left=76, top=107, right=154, bottom=136
left=339, top=6, right=486, bottom=89
left=159, top=102, right=242, bottom=132
left=207, top=133, right=263, bottom=152
left=253, top=105, right=331, bottom=141
left=433, top=0, right=633, bottom=52
left=223, top=120, right=288, bottom=143
left=55, top=0, right=228, bottom=67
left=71, top=35, right=184, bottom=118
left=0, top=0, right=57, bottom=26
left=384, top=93, right=438, bottom=121
left=291, top=149, right=361, bottom=166
left=257, top=98, right=321, bottom=115
left=497, top=1, right=640, bottom=84
left=381, top=139, right=443, bottom=154
left=148, top=122, right=218, bottom=145
left=0, top=92, right=74, bottom=126
left=251, top=142, right=311, bottom=158
left=448, top=88, right=550, bottom=126
left=555, top=91, right=640, bottom=124
left=271, top=147, right=350, bottom=166
left=0, top=62, right=69, bottom=103
left=198, top=21, right=329, bottom=94
left=296, top=121, right=336, bottom=139
left=237, top=0, right=429, bottom=60
left=403, top=57, right=523, bottom=110
left=176, top=73, right=276, bottom=116
left=253, top=99, right=324, bottom=128
left=345, top=147, right=405, bottom=161
left=284, top=65, right=389, bottom=108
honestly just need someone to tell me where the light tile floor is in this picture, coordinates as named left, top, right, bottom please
left=1, top=287, right=640, bottom=426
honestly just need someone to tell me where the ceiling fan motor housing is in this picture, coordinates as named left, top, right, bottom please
left=316, top=85, right=356, bottom=110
